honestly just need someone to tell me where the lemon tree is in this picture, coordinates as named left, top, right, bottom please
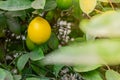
left=0, top=0, right=120, bottom=80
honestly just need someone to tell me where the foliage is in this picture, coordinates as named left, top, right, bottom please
left=0, top=0, right=120, bottom=80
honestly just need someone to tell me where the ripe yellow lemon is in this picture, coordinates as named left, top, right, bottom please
left=27, top=17, right=51, bottom=44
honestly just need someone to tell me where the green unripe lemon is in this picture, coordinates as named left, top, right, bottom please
left=56, top=0, right=73, bottom=10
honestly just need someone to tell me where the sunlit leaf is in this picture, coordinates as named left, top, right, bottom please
left=79, top=0, right=97, bottom=14
left=106, top=70, right=120, bottom=80
left=43, top=39, right=120, bottom=65
left=80, top=11, right=120, bottom=37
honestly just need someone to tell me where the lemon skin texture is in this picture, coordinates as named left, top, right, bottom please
left=28, top=17, right=51, bottom=44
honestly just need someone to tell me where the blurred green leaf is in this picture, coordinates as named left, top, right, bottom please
left=0, top=10, right=4, bottom=14
left=0, top=68, right=6, bottom=80
left=74, top=64, right=101, bottom=72
left=29, top=48, right=44, bottom=61
left=17, top=53, right=29, bottom=71
left=4, top=69, right=14, bottom=80
left=44, top=0, right=57, bottom=11
left=82, top=70, right=103, bottom=80
left=80, top=11, right=120, bottom=38
left=106, top=70, right=120, bottom=80
left=43, top=39, right=120, bottom=65
left=0, top=0, right=32, bottom=11
left=31, top=0, right=46, bottom=9
left=0, top=68, right=14, bottom=80
left=13, top=75, right=22, bottom=80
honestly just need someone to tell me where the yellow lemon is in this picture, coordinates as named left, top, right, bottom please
left=28, top=17, right=51, bottom=44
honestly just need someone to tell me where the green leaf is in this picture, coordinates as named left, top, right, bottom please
left=0, top=0, right=32, bottom=11
left=13, top=75, right=22, bottom=80
left=72, top=0, right=82, bottom=19
left=82, top=70, right=103, bottom=80
left=48, top=33, right=59, bottom=50
left=53, top=65, right=64, bottom=77
left=29, top=48, right=44, bottom=61
left=5, top=11, right=26, bottom=17
left=31, top=64, right=46, bottom=75
left=43, top=39, right=120, bottom=65
left=6, top=17, right=21, bottom=34
left=106, top=70, right=120, bottom=80
left=17, top=53, right=29, bottom=71
left=73, top=64, right=101, bottom=72
left=80, top=11, right=120, bottom=38
left=4, top=70, right=14, bottom=80
left=44, top=0, right=57, bottom=11
left=0, top=68, right=6, bottom=80
left=0, top=68, right=14, bottom=80
left=31, top=0, right=46, bottom=9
